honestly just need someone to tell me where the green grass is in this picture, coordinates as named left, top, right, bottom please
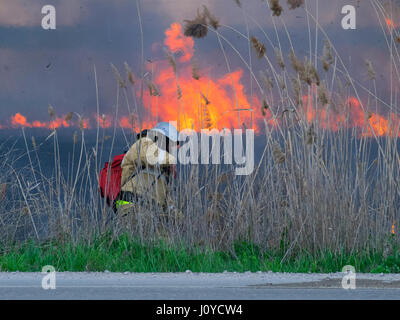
left=0, top=234, right=399, bottom=273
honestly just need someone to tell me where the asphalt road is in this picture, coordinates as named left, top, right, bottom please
left=1, top=272, right=400, bottom=300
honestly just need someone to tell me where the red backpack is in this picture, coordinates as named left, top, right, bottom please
left=99, top=154, right=125, bottom=206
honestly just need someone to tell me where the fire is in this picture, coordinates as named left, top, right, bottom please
left=11, top=113, right=29, bottom=127
left=300, top=95, right=400, bottom=137
left=2, top=23, right=400, bottom=139
left=5, top=99, right=400, bottom=138
left=8, top=112, right=148, bottom=132
left=119, top=116, right=131, bottom=128
left=10, top=113, right=88, bottom=130
left=95, top=114, right=112, bottom=129
left=385, top=18, right=399, bottom=29
left=143, top=22, right=261, bottom=132
left=80, top=118, right=90, bottom=130
left=146, top=67, right=259, bottom=131
left=386, top=18, right=394, bottom=29
left=164, top=23, right=194, bottom=63
left=346, top=97, right=400, bottom=137
left=11, top=113, right=58, bottom=129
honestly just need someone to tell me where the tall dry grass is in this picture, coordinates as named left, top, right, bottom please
left=0, top=0, right=399, bottom=260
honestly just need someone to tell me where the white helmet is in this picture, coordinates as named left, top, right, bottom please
left=150, top=122, right=179, bottom=142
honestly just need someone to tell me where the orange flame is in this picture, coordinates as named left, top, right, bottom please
left=143, top=22, right=263, bottom=132
left=11, top=113, right=30, bottom=127
left=386, top=18, right=399, bottom=30
left=5, top=101, right=400, bottom=138
left=164, top=23, right=194, bottom=62
left=81, top=118, right=90, bottom=130
left=95, top=114, right=112, bottom=129
left=11, top=113, right=89, bottom=130
left=119, top=116, right=131, bottom=128
left=147, top=67, right=259, bottom=131
left=3, top=23, right=400, bottom=138
left=301, top=95, right=400, bottom=137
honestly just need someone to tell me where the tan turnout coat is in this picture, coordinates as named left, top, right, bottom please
left=120, top=137, right=176, bottom=207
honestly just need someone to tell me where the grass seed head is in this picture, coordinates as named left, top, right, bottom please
left=111, top=63, right=127, bottom=88
left=128, top=72, right=135, bottom=85
left=260, top=70, right=273, bottom=91
left=291, top=76, right=301, bottom=106
left=65, top=112, right=73, bottom=122
left=303, top=59, right=314, bottom=85
left=177, top=85, right=182, bottom=100
left=309, top=63, right=320, bottom=86
left=278, top=75, right=286, bottom=90
left=148, top=82, right=161, bottom=97
left=31, top=136, right=37, bottom=149
left=289, top=50, right=305, bottom=75
left=130, top=114, right=137, bottom=128
left=203, top=5, right=220, bottom=30
left=234, top=0, right=242, bottom=8
left=270, top=0, right=283, bottom=16
left=217, top=172, right=231, bottom=184
left=250, top=36, right=266, bottom=59
left=164, top=48, right=177, bottom=74
left=291, top=56, right=320, bottom=86
left=262, top=99, right=269, bottom=116
left=306, top=123, right=316, bottom=145
left=322, top=40, right=333, bottom=72
left=200, top=92, right=210, bottom=105
left=124, top=62, right=135, bottom=85
left=318, top=84, right=329, bottom=106
left=365, top=60, right=376, bottom=80
left=79, top=118, right=85, bottom=131
left=191, top=60, right=200, bottom=80
left=272, top=143, right=286, bottom=164
left=275, top=48, right=285, bottom=70
left=48, top=105, right=55, bottom=118
left=73, top=131, right=78, bottom=144
left=0, top=183, right=6, bottom=203
left=184, top=9, right=208, bottom=39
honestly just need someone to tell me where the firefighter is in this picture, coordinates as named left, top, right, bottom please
left=114, top=122, right=179, bottom=215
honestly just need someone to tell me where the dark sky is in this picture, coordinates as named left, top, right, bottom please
left=0, top=0, right=397, bottom=130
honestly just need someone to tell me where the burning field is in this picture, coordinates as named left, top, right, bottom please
left=3, top=5, right=400, bottom=139
left=0, top=0, right=400, bottom=268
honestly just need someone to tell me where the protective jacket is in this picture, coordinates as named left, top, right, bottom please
left=120, top=136, right=176, bottom=207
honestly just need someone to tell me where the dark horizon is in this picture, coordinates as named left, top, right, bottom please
left=0, top=0, right=398, bottom=135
